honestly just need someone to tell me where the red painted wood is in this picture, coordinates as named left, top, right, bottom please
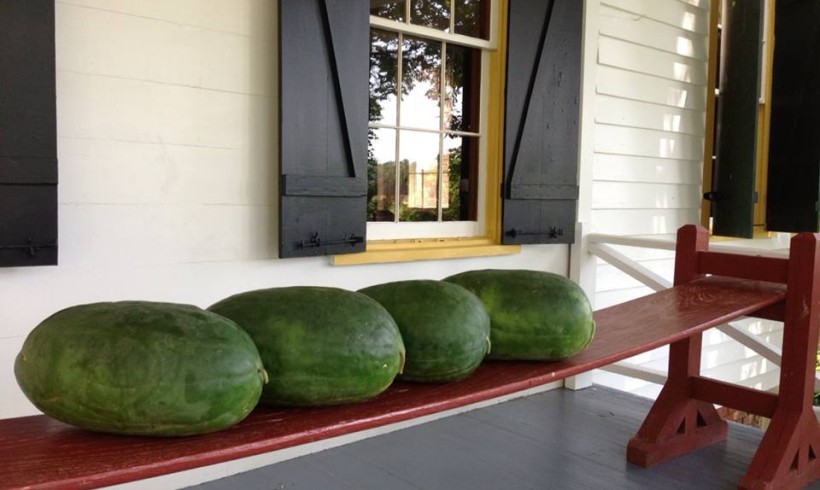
left=739, top=232, right=820, bottom=490
left=628, top=225, right=730, bottom=467
left=690, top=377, right=778, bottom=418
left=0, top=276, right=786, bottom=490
left=697, top=251, right=790, bottom=284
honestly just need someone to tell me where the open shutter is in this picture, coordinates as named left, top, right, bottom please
left=766, top=0, right=820, bottom=232
left=710, top=0, right=764, bottom=238
left=0, top=0, right=57, bottom=267
left=278, top=0, right=368, bottom=258
left=501, top=0, right=581, bottom=246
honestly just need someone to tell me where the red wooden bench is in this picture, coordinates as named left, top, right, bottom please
left=0, top=224, right=817, bottom=490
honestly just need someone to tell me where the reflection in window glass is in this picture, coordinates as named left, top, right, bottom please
left=370, top=29, right=399, bottom=126
left=454, top=0, right=488, bottom=39
left=442, top=135, right=479, bottom=221
left=368, top=128, right=398, bottom=222
left=411, top=0, right=451, bottom=31
left=445, top=43, right=481, bottom=133
left=401, top=36, right=441, bottom=130
left=370, top=0, right=406, bottom=22
left=400, top=130, right=439, bottom=221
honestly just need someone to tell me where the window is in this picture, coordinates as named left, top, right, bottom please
left=278, top=0, right=582, bottom=260
left=367, top=1, right=490, bottom=240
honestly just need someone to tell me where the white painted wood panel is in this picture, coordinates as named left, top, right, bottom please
left=593, top=153, right=702, bottom=185
left=57, top=3, right=275, bottom=96
left=599, top=5, right=708, bottom=60
left=596, top=66, right=707, bottom=111
left=591, top=181, right=701, bottom=209
left=590, top=209, right=701, bottom=235
left=58, top=71, right=275, bottom=149
left=598, top=36, right=708, bottom=85
left=595, top=95, right=705, bottom=135
left=57, top=0, right=275, bottom=38
left=602, top=0, right=709, bottom=33
left=58, top=138, right=274, bottom=206
left=595, top=125, right=705, bottom=161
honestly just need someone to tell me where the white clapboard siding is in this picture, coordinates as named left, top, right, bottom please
left=595, top=96, right=705, bottom=136
left=596, top=66, right=707, bottom=111
left=599, top=5, right=708, bottom=60
left=588, top=0, right=784, bottom=401
left=591, top=181, right=702, bottom=209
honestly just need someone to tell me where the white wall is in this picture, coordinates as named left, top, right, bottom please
left=0, top=0, right=570, bottom=420
left=582, top=0, right=784, bottom=397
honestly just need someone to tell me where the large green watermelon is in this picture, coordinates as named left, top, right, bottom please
left=359, top=280, right=490, bottom=383
left=209, top=286, right=405, bottom=406
left=444, top=270, right=595, bottom=361
left=14, top=301, right=267, bottom=437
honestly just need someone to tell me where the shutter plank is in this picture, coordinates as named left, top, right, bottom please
left=0, top=0, right=57, bottom=267
left=711, top=0, right=763, bottom=238
left=279, top=0, right=368, bottom=258
left=502, top=0, right=582, bottom=245
left=766, top=0, right=820, bottom=232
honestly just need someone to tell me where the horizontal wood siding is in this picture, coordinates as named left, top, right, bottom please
left=588, top=0, right=782, bottom=397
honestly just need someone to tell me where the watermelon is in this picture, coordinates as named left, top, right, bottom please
left=444, top=270, right=595, bottom=360
left=360, top=280, right=490, bottom=382
left=14, top=301, right=267, bottom=437
left=209, top=286, right=405, bottom=406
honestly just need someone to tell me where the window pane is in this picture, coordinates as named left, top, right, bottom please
left=442, top=135, right=478, bottom=221
left=445, top=43, right=481, bottom=133
left=454, top=0, right=489, bottom=39
left=411, top=0, right=451, bottom=31
left=370, top=29, right=399, bottom=126
left=370, top=0, right=406, bottom=21
left=400, top=36, right=441, bottom=130
left=368, top=128, right=398, bottom=222
left=400, top=130, right=439, bottom=221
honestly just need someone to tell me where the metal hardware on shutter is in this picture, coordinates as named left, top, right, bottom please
left=703, top=191, right=721, bottom=202
left=0, top=238, right=56, bottom=257
left=505, top=227, right=564, bottom=240
left=297, top=232, right=364, bottom=250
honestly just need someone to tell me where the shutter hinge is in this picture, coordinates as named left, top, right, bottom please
left=297, top=232, right=364, bottom=250
left=506, top=227, right=564, bottom=240
left=703, top=191, right=721, bottom=202
left=0, top=238, right=56, bottom=257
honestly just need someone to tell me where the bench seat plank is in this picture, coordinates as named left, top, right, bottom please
left=0, top=276, right=786, bottom=490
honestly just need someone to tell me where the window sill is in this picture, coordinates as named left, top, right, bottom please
left=331, top=238, right=521, bottom=266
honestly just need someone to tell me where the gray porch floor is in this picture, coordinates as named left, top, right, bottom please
left=188, top=386, right=820, bottom=490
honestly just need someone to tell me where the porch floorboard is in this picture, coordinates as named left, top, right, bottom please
left=189, top=386, right=820, bottom=490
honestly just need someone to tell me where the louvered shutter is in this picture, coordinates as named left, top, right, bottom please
left=0, top=0, right=57, bottom=267
left=278, top=0, right=369, bottom=258
left=501, top=0, right=582, bottom=245
left=766, top=0, right=820, bottom=232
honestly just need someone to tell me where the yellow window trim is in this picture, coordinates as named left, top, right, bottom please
left=334, top=0, right=510, bottom=266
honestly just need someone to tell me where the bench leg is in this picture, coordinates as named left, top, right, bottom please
left=626, top=335, right=727, bottom=467
left=739, top=232, right=820, bottom=489
left=738, top=409, right=820, bottom=490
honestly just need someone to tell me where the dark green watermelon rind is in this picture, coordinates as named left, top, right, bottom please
left=14, top=302, right=266, bottom=437
left=209, top=287, right=405, bottom=407
left=359, top=280, right=491, bottom=383
left=444, top=270, right=595, bottom=361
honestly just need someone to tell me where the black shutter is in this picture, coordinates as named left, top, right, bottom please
left=766, top=0, right=820, bottom=232
left=0, top=0, right=57, bottom=267
left=278, top=0, right=368, bottom=258
left=710, top=0, right=764, bottom=238
left=501, top=0, right=581, bottom=246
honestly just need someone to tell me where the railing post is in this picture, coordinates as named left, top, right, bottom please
left=566, top=222, right=597, bottom=390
